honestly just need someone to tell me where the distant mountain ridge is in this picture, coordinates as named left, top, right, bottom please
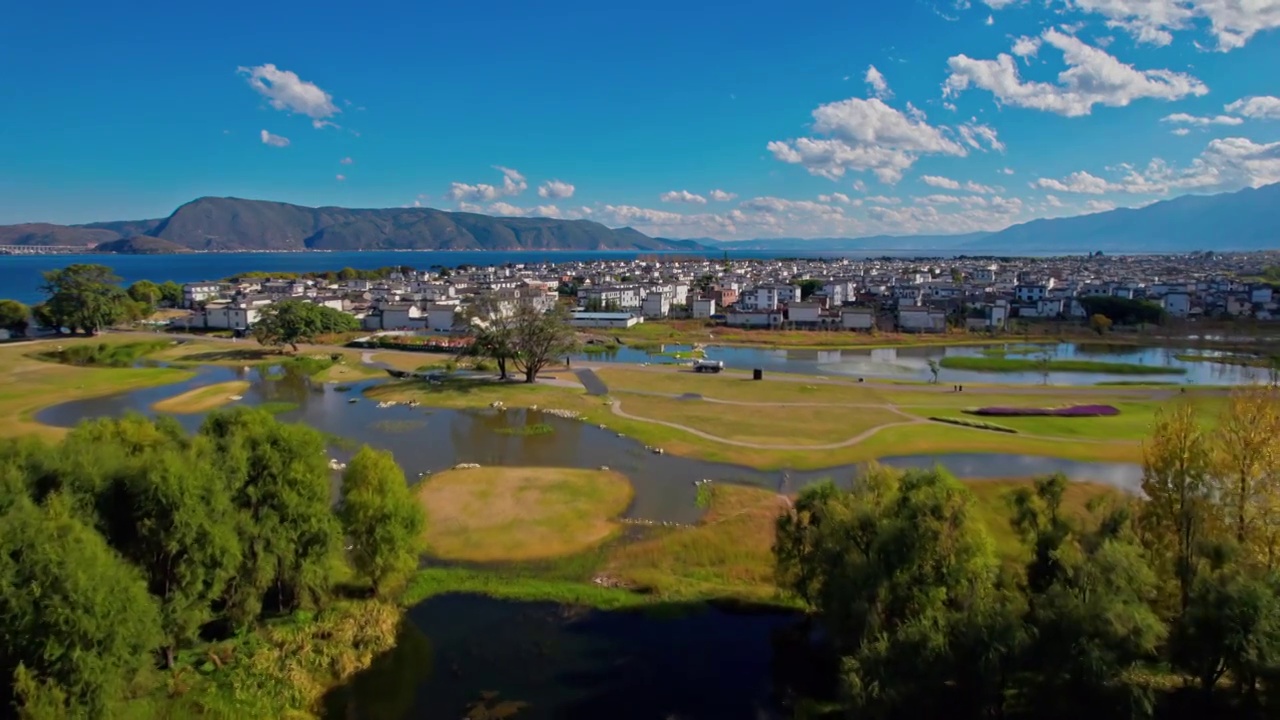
left=0, top=197, right=703, bottom=253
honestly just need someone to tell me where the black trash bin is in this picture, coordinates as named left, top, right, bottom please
left=753, top=368, right=763, bottom=381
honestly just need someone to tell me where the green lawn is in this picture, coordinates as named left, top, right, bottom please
left=940, top=356, right=1187, bottom=375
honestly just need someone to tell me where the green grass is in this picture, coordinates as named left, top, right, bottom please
left=1174, top=352, right=1278, bottom=369
left=404, top=567, right=655, bottom=610
left=494, top=422, right=554, bottom=436
left=37, top=339, right=174, bottom=368
left=930, top=416, right=1017, bottom=433
left=939, top=356, right=1187, bottom=375
left=258, top=401, right=299, bottom=415
left=967, top=480, right=1122, bottom=563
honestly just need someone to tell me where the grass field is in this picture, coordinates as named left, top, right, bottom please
left=967, top=480, right=1122, bottom=562
left=939, top=355, right=1187, bottom=375
left=416, top=467, right=634, bottom=562
left=0, top=339, right=193, bottom=440
left=151, top=380, right=251, bottom=414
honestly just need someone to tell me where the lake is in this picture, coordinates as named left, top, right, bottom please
left=581, top=341, right=1268, bottom=385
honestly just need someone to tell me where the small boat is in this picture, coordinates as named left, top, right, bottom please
left=348, top=398, right=359, bottom=403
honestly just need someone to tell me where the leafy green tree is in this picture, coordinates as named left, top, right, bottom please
left=39, top=264, right=130, bottom=335
left=0, top=299, right=30, bottom=335
left=30, top=303, right=59, bottom=333
left=0, top=495, right=162, bottom=716
left=775, top=467, right=1001, bottom=717
left=158, top=280, right=183, bottom=308
left=254, top=299, right=359, bottom=352
left=339, top=447, right=425, bottom=597
left=200, top=407, right=342, bottom=625
left=796, top=278, right=823, bottom=300
left=1171, top=548, right=1280, bottom=700
left=510, top=303, right=578, bottom=383
left=460, top=295, right=517, bottom=380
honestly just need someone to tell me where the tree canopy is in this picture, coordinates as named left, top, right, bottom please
left=0, top=299, right=30, bottom=335
left=253, top=299, right=360, bottom=352
left=38, top=264, right=133, bottom=334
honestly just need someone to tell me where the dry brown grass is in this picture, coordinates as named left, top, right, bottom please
left=416, top=466, right=634, bottom=562
left=152, top=380, right=251, bottom=414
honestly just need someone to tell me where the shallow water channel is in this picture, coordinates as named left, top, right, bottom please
left=38, top=363, right=1145, bottom=718
left=579, top=340, right=1268, bottom=386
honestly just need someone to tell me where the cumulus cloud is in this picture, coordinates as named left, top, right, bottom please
left=238, top=64, right=341, bottom=128
left=944, top=29, right=1208, bottom=117
left=1033, top=137, right=1280, bottom=196
left=865, top=65, right=892, bottom=99
left=259, top=129, right=290, bottom=147
left=1085, top=199, right=1117, bottom=212
left=335, top=174, right=345, bottom=181
left=1161, top=112, right=1244, bottom=126
left=537, top=180, right=576, bottom=199
left=922, top=175, right=962, bottom=190
left=660, top=189, right=709, bottom=204
left=709, top=189, right=738, bottom=201
left=445, top=166, right=528, bottom=202
left=340, top=157, right=354, bottom=165
left=1172, top=127, right=1192, bottom=136
left=1000, top=167, right=1015, bottom=175
left=1011, top=35, right=1042, bottom=60
left=1225, top=95, right=1280, bottom=120
left=965, top=180, right=1002, bottom=193
left=483, top=202, right=570, bottom=219
left=818, top=192, right=852, bottom=204
left=768, top=97, right=998, bottom=184
left=1067, top=0, right=1280, bottom=51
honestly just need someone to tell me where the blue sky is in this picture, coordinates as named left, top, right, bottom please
left=2, top=0, right=1278, bottom=239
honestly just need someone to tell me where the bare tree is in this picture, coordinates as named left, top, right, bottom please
left=458, top=295, right=516, bottom=380
left=510, top=304, right=579, bottom=383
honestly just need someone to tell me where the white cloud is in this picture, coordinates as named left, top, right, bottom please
left=1085, top=199, right=1117, bottom=212
left=1066, top=0, right=1280, bottom=51
left=965, top=180, right=1002, bottom=193
left=818, top=192, right=852, bottom=204
left=922, top=175, right=962, bottom=189
left=538, top=180, right=576, bottom=199
left=944, top=29, right=1208, bottom=117
left=660, top=189, right=709, bottom=204
left=983, top=0, right=1022, bottom=7
left=986, top=14, right=995, bottom=25
left=865, top=65, right=892, bottom=99
left=916, top=194, right=963, bottom=204
left=259, top=129, right=289, bottom=147
left=1000, top=167, right=1015, bottom=175
left=864, top=195, right=902, bottom=204
left=708, top=189, right=738, bottom=201
left=769, top=97, right=997, bottom=183
left=335, top=174, right=345, bottom=181
left=1044, top=194, right=1065, bottom=207
left=238, top=64, right=340, bottom=127
left=483, top=202, right=567, bottom=218
left=1161, top=112, right=1244, bottom=126
left=446, top=166, right=528, bottom=202
left=958, top=121, right=1006, bottom=151
left=1225, top=95, right=1280, bottom=120
left=339, top=157, right=354, bottom=165
left=1172, top=127, right=1192, bottom=135
left=1034, top=137, right=1280, bottom=196
left=1011, top=35, right=1042, bottom=60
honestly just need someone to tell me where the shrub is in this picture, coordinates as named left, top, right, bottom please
left=929, top=416, right=1018, bottom=433
left=38, top=340, right=172, bottom=367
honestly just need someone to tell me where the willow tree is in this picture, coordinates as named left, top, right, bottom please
left=339, top=446, right=425, bottom=597
left=1140, top=402, right=1216, bottom=612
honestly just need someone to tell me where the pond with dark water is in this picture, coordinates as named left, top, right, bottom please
left=578, top=341, right=1267, bottom=386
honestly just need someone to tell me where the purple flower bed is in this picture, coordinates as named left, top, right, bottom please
left=966, top=404, right=1120, bottom=418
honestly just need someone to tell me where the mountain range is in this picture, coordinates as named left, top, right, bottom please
left=1, top=183, right=1276, bottom=255
left=0, top=197, right=706, bottom=253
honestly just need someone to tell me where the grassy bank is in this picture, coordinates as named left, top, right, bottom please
left=1174, top=352, right=1278, bottom=369
left=151, top=380, right=250, bottom=414
left=417, top=467, right=634, bottom=562
left=939, top=356, right=1187, bottom=375
left=0, top=339, right=193, bottom=440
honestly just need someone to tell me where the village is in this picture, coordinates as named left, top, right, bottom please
left=176, top=251, right=1280, bottom=337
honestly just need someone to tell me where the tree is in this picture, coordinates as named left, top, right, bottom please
left=927, top=359, right=940, bottom=384
left=200, top=407, right=342, bottom=625
left=0, top=298, right=30, bottom=336
left=1214, top=386, right=1280, bottom=567
left=509, top=304, right=578, bottom=383
left=158, top=280, right=183, bottom=308
left=339, top=447, right=425, bottom=597
left=796, top=278, right=823, bottom=300
left=459, top=295, right=517, bottom=380
left=1036, top=349, right=1053, bottom=386
left=30, top=303, right=58, bottom=333
left=1089, top=313, right=1113, bottom=335
left=39, top=264, right=130, bottom=335
left=254, top=299, right=359, bottom=352
left=0, top=495, right=163, bottom=716
left=1140, top=402, right=1216, bottom=613
left=775, top=467, right=1001, bottom=717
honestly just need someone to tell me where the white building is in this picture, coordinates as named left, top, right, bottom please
left=691, top=298, right=717, bottom=319
left=183, top=282, right=223, bottom=308
left=841, top=308, right=875, bottom=331
left=641, top=291, right=672, bottom=319
left=569, top=311, right=642, bottom=329
left=1163, top=292, right=1191, bottom=318
left=898, top=307, right=947, bottom=333
left=202, top=298, right=269, bottom=331
left=787, top=302, right=822, bottom=327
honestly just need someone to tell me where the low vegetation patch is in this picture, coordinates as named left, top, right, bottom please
left=257, top=401, right=299, bottom=416
left=151, top=381, right=251, bottom=414
left=372, top=419, right=427, bottom=433
left=494, top=422, right=554, bottom=436
left=966, top=404, right=1120, bottom=417
left=416, top=467, right=634, bottom=562
left=939, top=356, right=1186, bottom=375
left=929, top=416, right=1017, bottom=433
left=1174, top=352, right=1278, bottom=369
left=37, top=340, right=173, bottom=368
